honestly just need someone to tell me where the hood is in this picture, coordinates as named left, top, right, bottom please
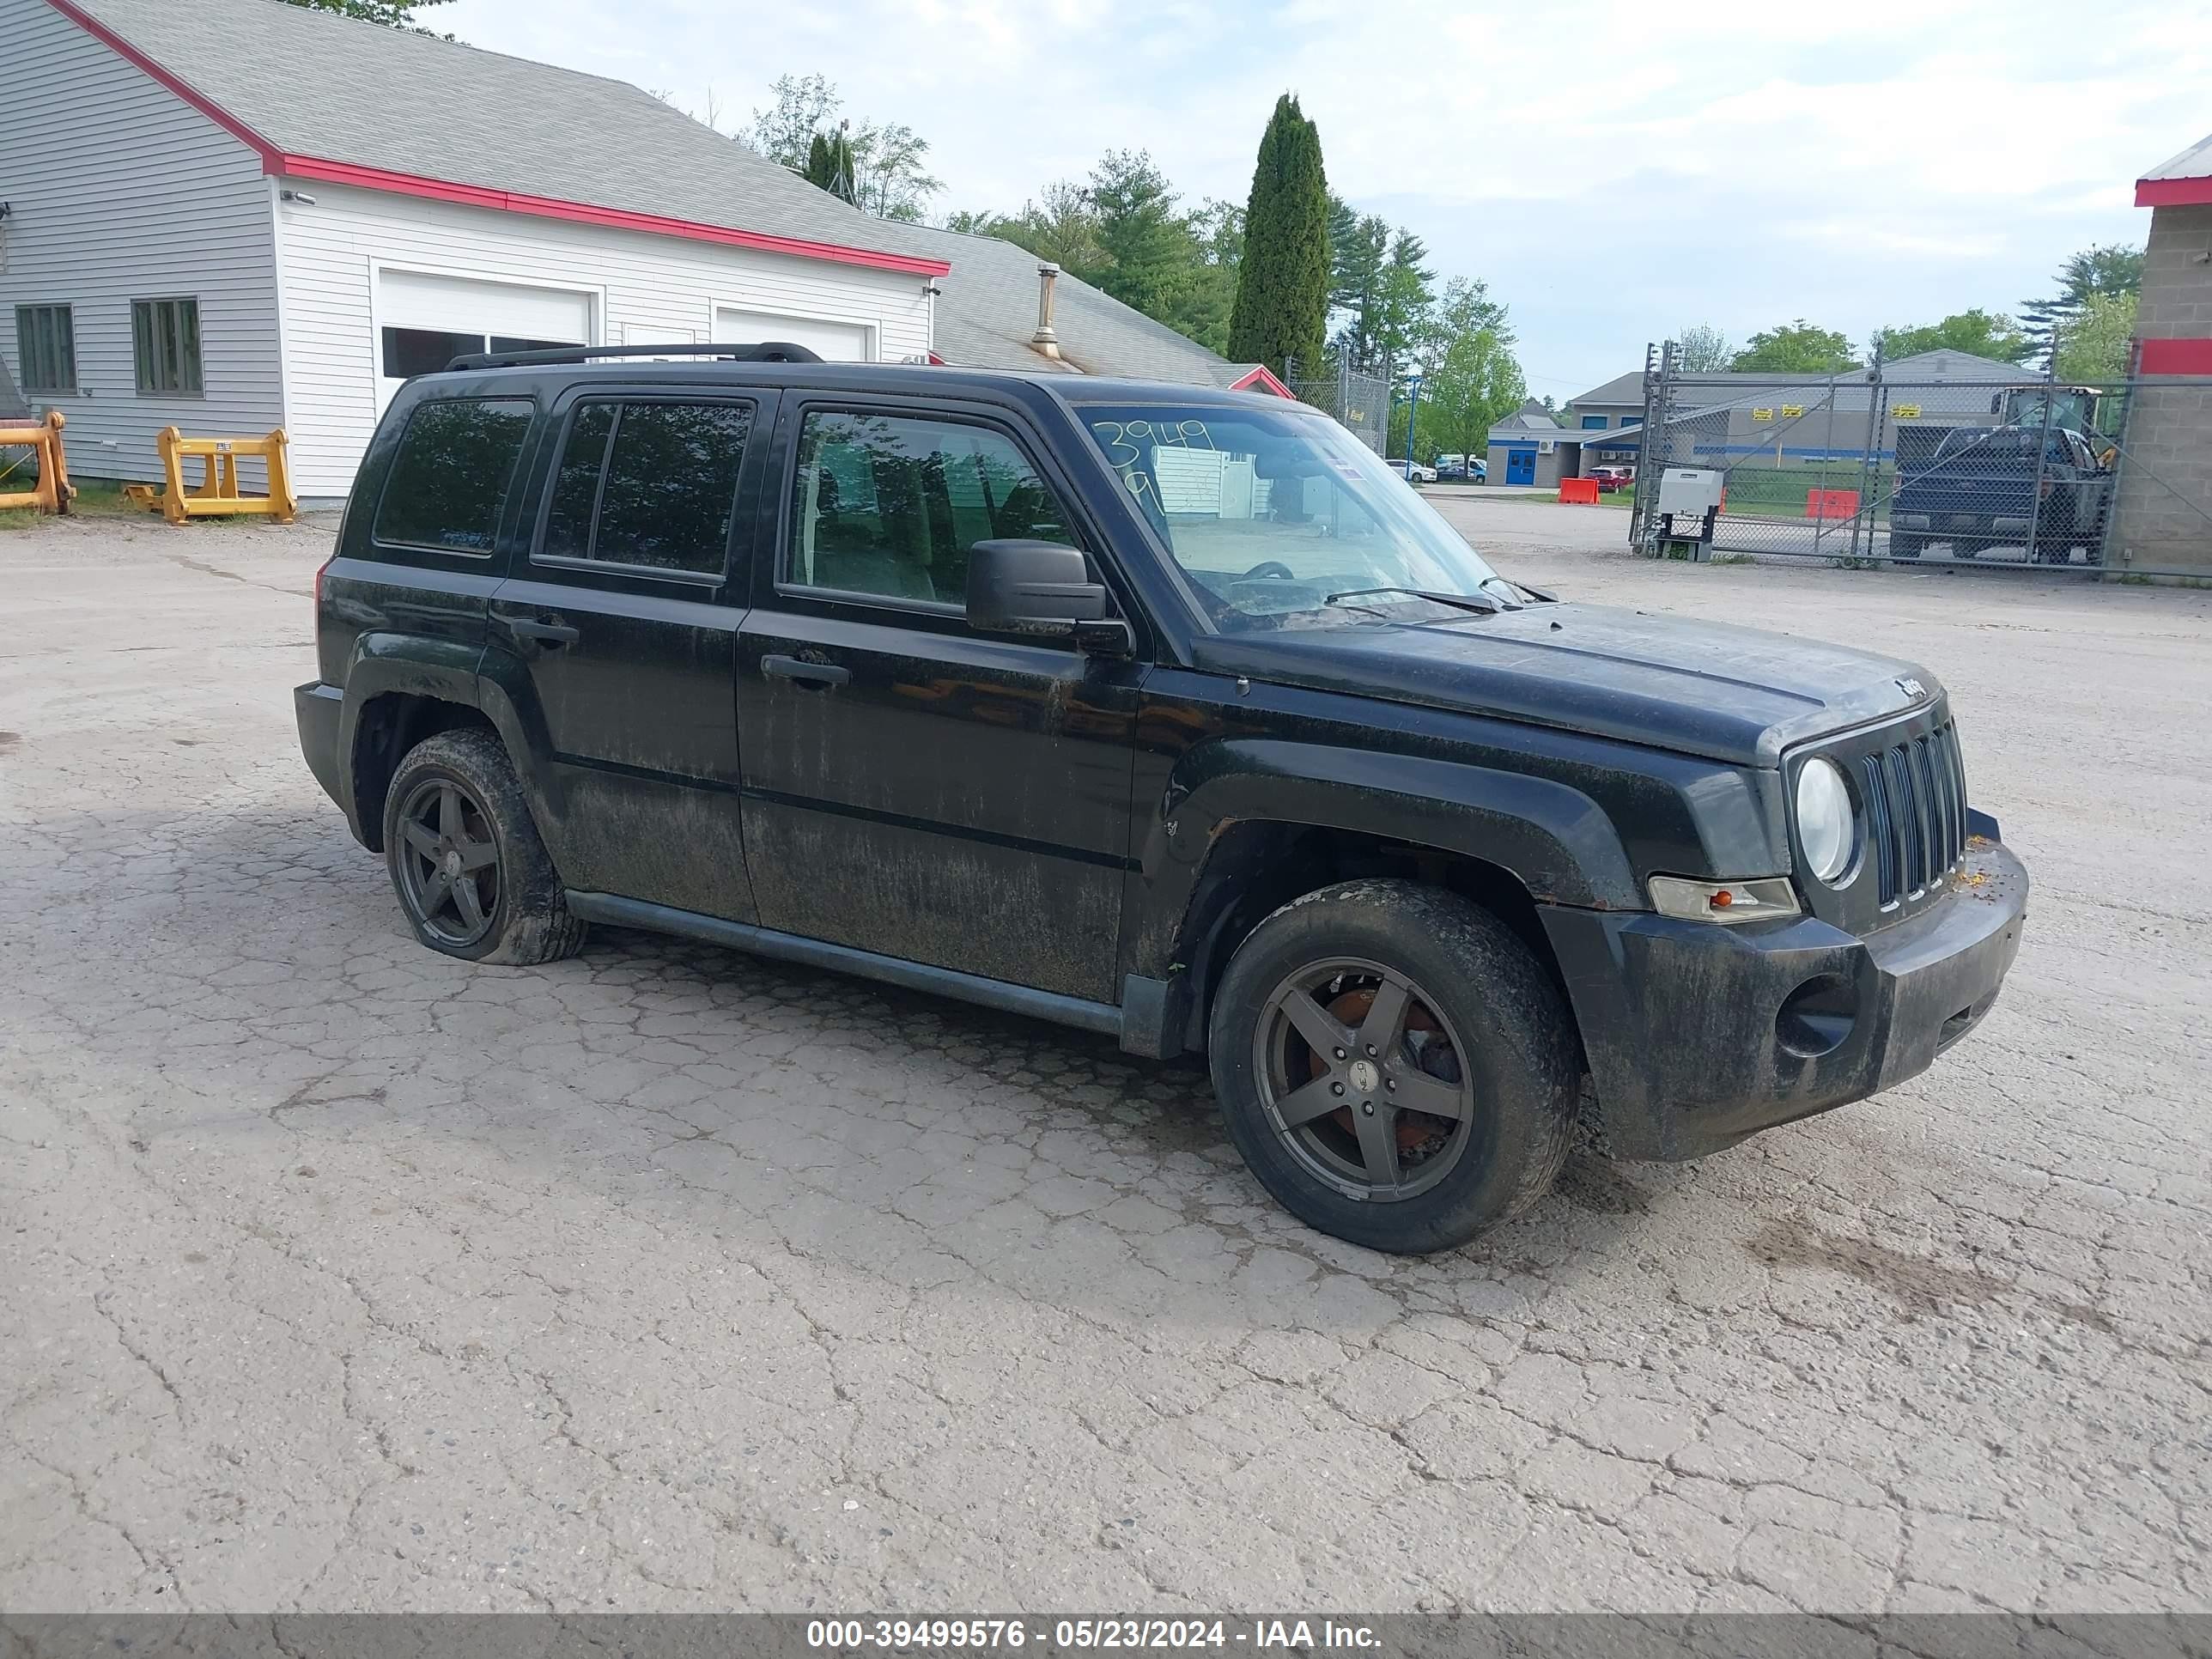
left=1193, top=603, right=1940, bottom=767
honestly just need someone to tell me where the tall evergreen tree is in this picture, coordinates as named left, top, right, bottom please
left=1229, top=94, right=1330, bottom=381
left=802, top=130, right=858, bottom=205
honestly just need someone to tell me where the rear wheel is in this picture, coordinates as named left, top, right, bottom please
left=1889, top=533, right=1923, bottom=560
left=1208, top=880, right=1577, bottom=1254
left=382, top=728, right=586, bottom=965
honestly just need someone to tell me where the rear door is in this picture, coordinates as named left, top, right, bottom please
left=735, top=395, right=1144, bottom=1003
left=485, top=386, right=770, bottom=922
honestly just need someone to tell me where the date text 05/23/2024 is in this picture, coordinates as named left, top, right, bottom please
left=805, top=1620, right=1382, bottom=1651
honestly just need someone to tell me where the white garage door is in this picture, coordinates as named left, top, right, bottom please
left=376, top=270, right=594, bottom=398
left=713, top=306, right=872, bottom=362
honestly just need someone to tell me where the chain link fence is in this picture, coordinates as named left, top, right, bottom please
left=1627, top=341, right=2212, bottom=578
left=1284, top=352, right=1391, bottom=456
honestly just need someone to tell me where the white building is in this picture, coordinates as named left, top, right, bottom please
left=0, top=0, right=1279, bottom=499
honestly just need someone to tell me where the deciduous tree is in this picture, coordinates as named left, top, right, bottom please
left=1870, top=309, right=2034, bottom=365
left=1729, top=321, right=1856, bottom=374
left=278, top=0, right=451, bottom=25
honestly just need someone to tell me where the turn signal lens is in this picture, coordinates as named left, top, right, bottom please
left=1650, top=876, right=1802, bottom=925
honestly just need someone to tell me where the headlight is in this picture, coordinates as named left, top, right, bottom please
left=1796, top=757, right=1855, bottom=884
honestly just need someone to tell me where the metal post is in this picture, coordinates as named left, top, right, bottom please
left=1403, top=373, right=1424, bottom=478
left=2027, top=351, right=2059, bottom=564
left=1851, top=343, right=1884, bottom=562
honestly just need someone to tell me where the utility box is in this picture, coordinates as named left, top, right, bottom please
left=1656, top=468, right=1724, bottom=517
left=1653, top=466, right=1724, bottom=559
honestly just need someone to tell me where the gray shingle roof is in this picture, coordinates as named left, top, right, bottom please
left=888, top=223, right=1260, bottom=388
left=1569, top=371, right=1644, bottom=409
left=60, top=0, right=1257, bottom=389
left=65, top=0, right=926, bottom=261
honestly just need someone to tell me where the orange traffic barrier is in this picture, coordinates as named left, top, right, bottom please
left=1805, top=489, right=1860, bottom=520
left=0, top=410, right=74, bottom=514
left=1558, top=477, right=1601, bottom=505
left=125, top=426, right=296, bottom=525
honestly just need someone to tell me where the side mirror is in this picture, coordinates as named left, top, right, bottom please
left=966, top=539, right=1108, bottom=629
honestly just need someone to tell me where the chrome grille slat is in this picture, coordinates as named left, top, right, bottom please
left=1847, top=717, right=1968, bottom=911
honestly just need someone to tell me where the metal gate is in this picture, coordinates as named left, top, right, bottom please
left=1285, top=352, right=1391, bottom=456
left=1628, top=339, right=2212, bottom=578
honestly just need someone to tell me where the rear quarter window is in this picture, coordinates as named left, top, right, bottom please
left=372, top=396, right=535, bottom=554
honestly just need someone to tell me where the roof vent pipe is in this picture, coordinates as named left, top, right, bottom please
left=1033, top=262, right=1060, bottom=358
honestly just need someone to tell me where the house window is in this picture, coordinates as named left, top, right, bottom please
left=1580, top=413, right=1608, bottom=429
left=15, top=306, right=76, bottom=393
left=132, top=298, right=204, bottom=395
left=1621, top=415, right=1643, bottom=428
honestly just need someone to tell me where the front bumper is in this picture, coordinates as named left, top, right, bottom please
left=1540, top=840, right=2028, bottom=1161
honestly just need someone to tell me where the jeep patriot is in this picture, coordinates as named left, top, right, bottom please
left=296, top=343, right=2028, bottom=1254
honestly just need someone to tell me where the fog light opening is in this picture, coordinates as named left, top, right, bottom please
left=1777, top=973, right=1858, bottom=1060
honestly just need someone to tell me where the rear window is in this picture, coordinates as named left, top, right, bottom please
left=372, top=397, right=535, bottom=553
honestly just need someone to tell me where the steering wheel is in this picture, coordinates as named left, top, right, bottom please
left=1240, top=560, right=1297, bottom=580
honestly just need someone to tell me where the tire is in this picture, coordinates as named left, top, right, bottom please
left=1207, top=878, right=1577, bottom=1254
left=381, top=727, right=587, bottom=966
left=1890, top=534, right=1923, bottom=561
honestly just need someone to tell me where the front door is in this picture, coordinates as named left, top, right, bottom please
left=1506, top=447, right=1536, bottom=485
left=487, top=389, right=768, bottom=922
left=737, top=399, right=1142, bottom=1004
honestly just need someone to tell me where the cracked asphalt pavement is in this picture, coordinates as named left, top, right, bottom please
left=2, top=499, right=2207, bottom=1614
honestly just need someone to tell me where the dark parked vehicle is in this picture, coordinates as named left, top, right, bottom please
left=1890, top=423, right=2113, bottom=563
left=298, top=345, right=2028, bottom=1253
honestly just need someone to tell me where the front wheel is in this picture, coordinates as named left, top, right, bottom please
left=1208, top=880, right=1578, bottom=1254
left=1890, top=533, right=1923, bottom=561
left=382, top=728, right=587, bottom=965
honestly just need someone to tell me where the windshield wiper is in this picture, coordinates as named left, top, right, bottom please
left=1486, top=575, right=1555, bottom=605
left=1323, top=586, right=1502, bottom=616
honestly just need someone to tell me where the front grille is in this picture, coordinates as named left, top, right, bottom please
left=1856, top=720, right=1969, bottom=907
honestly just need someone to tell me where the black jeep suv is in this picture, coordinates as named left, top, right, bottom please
left=297, top=344, right=2027, bottom=1254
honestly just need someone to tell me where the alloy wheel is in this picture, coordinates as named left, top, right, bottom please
left=1251, top=957, right=1478, bottom=1201
left=393, top=775, right=501, bottom=948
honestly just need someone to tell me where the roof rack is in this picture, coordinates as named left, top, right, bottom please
left=442, top=341, right=826, bottom=372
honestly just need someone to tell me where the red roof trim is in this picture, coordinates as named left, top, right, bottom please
left=2137, top=337, right=2212, bottom=375
left=41, top=0, right=953, bottom=279
left=2136, top=175, right=2212, bottom=208
left=274, top=156, right=952, bottom=276
left=1230, top=365, right=1297, bottom=398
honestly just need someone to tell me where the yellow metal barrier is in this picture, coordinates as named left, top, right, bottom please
left=0, top=410, right=75, bottom=514
left=125, top=426, right=296, bottom=525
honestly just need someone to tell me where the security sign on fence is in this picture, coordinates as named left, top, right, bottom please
left=125, top=426, right=297, bottom=525
left=0, top=410, right=75, bottom=515
left=1628, top=340, right=2212, bottom=578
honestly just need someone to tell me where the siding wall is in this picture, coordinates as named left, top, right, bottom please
left=275, top=183, right=936, bottom=495
left=0, top=0, right=282, bottom=485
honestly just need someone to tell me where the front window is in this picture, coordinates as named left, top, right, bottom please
left=1079, top=402, right=1504, bottom=630
left=15, top=305, right=76, bottom=393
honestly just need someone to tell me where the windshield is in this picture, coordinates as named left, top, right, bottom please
left=1078, top=402, right=1505, bottom=630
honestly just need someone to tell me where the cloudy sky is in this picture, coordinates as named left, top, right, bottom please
left=434, top=0, right=2209, bottom=395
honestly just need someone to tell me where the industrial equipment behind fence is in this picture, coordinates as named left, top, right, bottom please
left=1626, top=339, right=2212, bottom=579
left=0, top=410, right=75, bottom=515
left=125, top=426, right=297, bottom=525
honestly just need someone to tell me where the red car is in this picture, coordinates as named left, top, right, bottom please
left=1589, top=465, right=1634, bottom=494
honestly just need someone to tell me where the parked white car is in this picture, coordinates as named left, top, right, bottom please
left=1390, top=458, right=1437, bottom=484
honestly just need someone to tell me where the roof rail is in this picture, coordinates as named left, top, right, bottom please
left=442, top=341, right=826, bottom=372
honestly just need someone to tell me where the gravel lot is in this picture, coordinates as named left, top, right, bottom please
left=3, top=497, right=2207, bottom=1614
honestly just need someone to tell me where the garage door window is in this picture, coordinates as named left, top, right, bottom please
left=538, top=399, right=752, bottom=578
left=380, top=329, right=582, bottom=378
left=373, top=397, right=535, bottom=554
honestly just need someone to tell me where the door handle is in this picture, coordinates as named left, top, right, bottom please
left=509, top=619, right=580, bottom=646
left=761, top=653, right=850, bottom=689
